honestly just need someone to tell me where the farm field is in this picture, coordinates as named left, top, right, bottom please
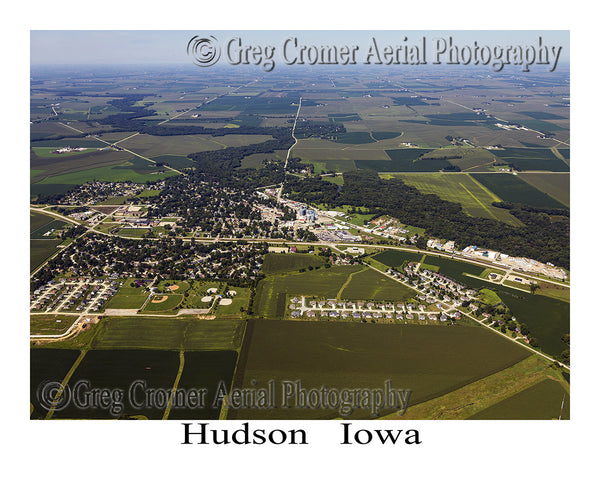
left=491, top=147, right=570, bottom=172
left=253, top=265, right=364, bottom=318
left=383, top=354, right=561, bottom=420
left=52, top=349, right=180, bottom=419
left=90, top=317, right=244, bottom=351
left=30, top=349, right=82, bottom=419
left=519, top=172, right=570, bottom=206
left=371, top=249, right=424, bottom=268
left=338, top=267, right=415, bottom=302
left=167, top=350, right=239, bottom=420
left=35, top=157, right=178, bottom=186
left=31, top=239, right=61, bottom=272
left=470, top=173, right=567, bottom=208
left=229, top=320, right=531, bottom=420
left=469, top=379, right=569, bottom=419
left=261, top=253, right=326, bottom=274
left=387, top=173, right=523, bottom=226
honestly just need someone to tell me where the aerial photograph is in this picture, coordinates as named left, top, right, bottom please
left=29, top=30, right=570, bottom=421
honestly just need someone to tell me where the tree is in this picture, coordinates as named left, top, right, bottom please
left=529, top=283, right=539, bottom=294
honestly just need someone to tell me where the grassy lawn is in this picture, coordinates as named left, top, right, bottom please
left=30, top=315, right=76, bottom=335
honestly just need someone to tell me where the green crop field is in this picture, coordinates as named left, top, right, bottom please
left=471, top=173, right=567, bottom=208
left=519, top=172, right=570, bottom=207
left=52, top=349, right=180, bottom=419
left=389, top=173, right=523, bottom=226
left=90, top=317, right=244, bottom=351
left=151, top=155, right=196, bottom=169
left=36, top=158, right=178, bottom=186
left=371, top=249, right=424, bottom=267
left=261, top=253, right=326, bottom=274
left=30, top=349, right=82, bottom=419
left=31, top=219, right=69, bottom=239
left=253, top=265, right=364, bottom=318
left=469, top=379, right=569, bottom=419
left=422, top=255, right=486, bottom=280
left=31, top=239, right=61, bottom=271
left=338, top=267, right=415, bottom=302
left=167, top=351, right=239, bottom=420
left=356, top=148, right=443, bottom=172
left=229, top=320, right=531, bottom=420
left=491, top=147, right=569, bottom=172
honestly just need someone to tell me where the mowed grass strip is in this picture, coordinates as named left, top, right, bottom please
left=229, top=320, right=531, bottom=420
left=389, top=173, right=522, bottom=226
left=90, top=317, right=244, bottom=351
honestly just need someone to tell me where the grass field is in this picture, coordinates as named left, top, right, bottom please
left=469, top=378, right=569, bottom=419
left=229, top=320, right=531, bottom=420
left=30, top=315, right=77, bottom=336
left=90, top=317, right=244, bottom=351
left=387, top=173, right=523, bottom=226
left=519, top=172, right=570, bottom=207
left=471, top=173, right=567, bottom=208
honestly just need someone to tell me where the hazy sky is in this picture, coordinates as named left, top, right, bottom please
left=30, top=30, right=569, bottom=69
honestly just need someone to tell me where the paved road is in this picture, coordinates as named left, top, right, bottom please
left=277, top=97, right=302, bottom=202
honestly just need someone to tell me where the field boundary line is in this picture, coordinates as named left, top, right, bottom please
left=45, top=350, right=87, bottom=420
left=162, top=350, right=185, bottom=420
